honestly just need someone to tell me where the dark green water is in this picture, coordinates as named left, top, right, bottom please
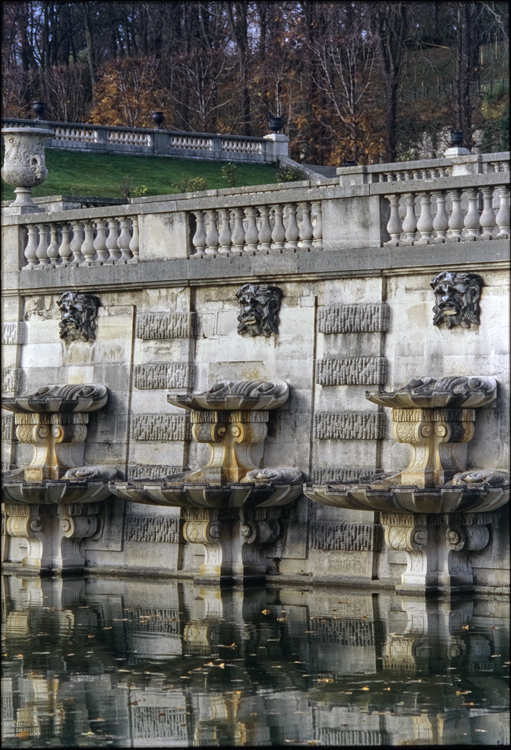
left=2, top=576, right=509, bottom=747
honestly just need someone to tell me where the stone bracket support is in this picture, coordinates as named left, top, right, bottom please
left=14, top=413, right=90, bottom=481
left=182, top=507, right=282, bottom=584
left=3, top=502, right=102, bottom=573
left=382, top=512, right=491, bottom=594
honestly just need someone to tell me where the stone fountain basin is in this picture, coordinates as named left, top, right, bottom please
left=168, top=379, right=289, bottom=412
left=110, top=479, right=303, bottom=510
left=366, top=376, right=497, bottom=410
left=2, top=478, right=113, bottom=506
left=2, top=384, right=108, bottom=414
left=304, top=482, right=509, bottom=515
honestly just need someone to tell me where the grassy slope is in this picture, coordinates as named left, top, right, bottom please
left=1, top=147, right=280, bottom=202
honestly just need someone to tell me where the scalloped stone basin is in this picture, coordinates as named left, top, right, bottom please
left=167, top=379, right=289, bottom=412
left=2, top=466, right=118, bottom=506
left=111, top=473, right=303, bottom=510
left=2, top=384, right=108, bottom=415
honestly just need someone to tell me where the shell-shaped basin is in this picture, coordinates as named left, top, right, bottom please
left=2, top=384, right=108, bottom=414
left=2, top=465, right=117, bottom=505
left=366, top=376, right=497, bottom=410
left=168, top=379, right=289, bottom=412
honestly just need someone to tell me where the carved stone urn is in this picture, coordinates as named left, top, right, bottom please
left=111, top=379, right=303, bottom=584
left=305, top=376, right=509, bottom=595
left=2, top=384, right=117, bottom=574
left=1, top=126, right=54, bottom=213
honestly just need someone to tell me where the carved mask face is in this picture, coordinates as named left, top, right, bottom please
left=57, top=292, right=100, bottom=342
left=236, top=284, right=283, bottom=337
left=431, top=272, right=483, bottom=329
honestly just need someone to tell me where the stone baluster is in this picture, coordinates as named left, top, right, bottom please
left=129, top=217, right=140, bottom=261
left=298, top=201, right=313, bottom=250
left=416, top=193, right=434, bottom=243
left=205, top=209, right=219, bottom=254
left=81, top=220, right=96, bottom=264
left=69, top=221, right=85, bottom=264
left=402, top=193, right=417, bottom=243
left=311, top=201, right=323, bottom=250
left=217, top=208, right=232, bottom=254
left=58, top=224, right=72, bottom=263
left=257, top=205, right=272, bottom=252
left=271, top=205, right=286, bottom=251
left=479, top=187, right=496, bottom=238
left=47, top=224, right=60, bottom=266
left=192, top=210, right=207, bottom=255
left=117, top=218, right=132, bottom=261
left=447, top=189, right=464, bottom=240
left=93, top=219, right=109, bottom=262
left=35, top=223, right=50, bottom=266
left=24, top=225, right=39, bottom=269
left=284, top=204, right=299, bottom=250
left=495, top=187, right=510, bottom=237
left=385, top=194, right=402, bottom=244
left=106, top=219, right=121, bottom=261
left=432, top=190, right=449, bottom=241
left=464, top=188, right=481, bottom=238
left=231, top=207, right=246, bottom=252
left=244, top=207, right=259, bottom=252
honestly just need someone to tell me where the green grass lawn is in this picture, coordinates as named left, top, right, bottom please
left=1, top=147, right=280, bottom=202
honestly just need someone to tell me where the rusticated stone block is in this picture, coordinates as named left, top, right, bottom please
left=131, top=414, right=190, bottom=441
left=133, top=363, right=193, bottom=390
left=312, top=467, right=378, bottom=483
left=314, top=412, right=385, bottom=440
left=136, top=312, right=197, bottom=340
left=1, top=368, right=23, bottom=395
left=2, top=322, right=26, bottom=346
left=314, top=617, right=379, bottom=647
left=316, top=357, right=387, bottom=385
left=320, top=729, right=388, bottom=746
left=124, top=515, right=180, bottom=543
left=132, top=706, right=187, bottom=740
left=2, top=414, right=15, bottom=441
left=310, top=521, right=382, bottom=551
left=318, top=303, right=389, bottom=333
left=127, top=464, right=188, bottom=480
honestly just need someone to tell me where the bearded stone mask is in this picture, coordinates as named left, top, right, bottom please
left=430, top=272, right=483, bottom=329
left=236, top=283, right=284, bottom=337
left=57, top=292, right=100, bottom=342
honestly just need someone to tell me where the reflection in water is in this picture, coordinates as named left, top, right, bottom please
left=1, top=575, right=509, bottom=747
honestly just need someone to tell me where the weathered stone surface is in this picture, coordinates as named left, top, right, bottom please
left=2, top=413, right=15, bottom=440
left=312, top=468, right=378, bottom=483
left=130, top=414, right=190, bottom=441
left=310, top=522, right=381, bottom=551
left=1, top=368, right=24, bottom=395
left=124, top=514, right=180, bottom=544
left=318, top=303, right=389, bottom=333
left=133, top=363, right=193, bottom=390
left=135, top=312, right=197, bottom=340
left=2, top=322, right=26, bottom=345
left=314, top=412, right=385, bottom=440
left=127, top=464, right=188, bottom=480
left=316, top=357, right=387, bottom=385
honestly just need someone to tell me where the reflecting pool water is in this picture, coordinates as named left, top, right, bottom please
left=2, top=575, right=509, bottom=747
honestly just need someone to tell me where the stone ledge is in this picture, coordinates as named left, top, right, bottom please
left=5, top=239, right=509, bottom=294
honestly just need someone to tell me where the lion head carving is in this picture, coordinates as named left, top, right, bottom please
left=430, top=271, right=483, bottom=329
left=57, top=291, right=101, bottom=342
left=236, top=283, right=284, bottom=337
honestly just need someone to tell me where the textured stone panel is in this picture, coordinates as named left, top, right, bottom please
left=1, top=368, right=23, bottom=395
left=318, top=303, right=389, bottom=333
left=320, top=729, right=387, bottom=746
left=314, top=617, right=378, bottom=646
left=310, top=522, right=381, bottom=551
left=312, top=467, right=378, bottom=483
left=314, top=412, right=385, bottom=440
left=2, top=414, right=15, bottom=441
left=131, top=414, right=190, bottom=441
left=2, top=322, right=26, bottom=345
left=124, top=515, right=180, bottom=543
left=133, top=363, right=193, bottom=390
left=136, top=312, right=196, bottom=340
left=316, top=357, right=387, bottom=385
left=132, top=707, right=187, bottom=740
left=127, top=464, right=188, bottom=480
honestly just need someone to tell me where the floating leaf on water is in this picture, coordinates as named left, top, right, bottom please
left=462, top=625, right=469, bottom=630
left=361, top=687, right=370, bottom=691
left=262, top=609, right=271, bottom=615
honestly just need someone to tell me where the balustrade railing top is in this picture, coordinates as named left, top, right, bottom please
left=1, top=117, right=287, bottom=164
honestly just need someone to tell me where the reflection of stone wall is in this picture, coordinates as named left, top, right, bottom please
left=132, top=707, right=188, bottom=741
left=320, top=728, right=388, bottom=746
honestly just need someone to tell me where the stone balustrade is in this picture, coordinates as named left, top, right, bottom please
left=190, top=201, right=322, bottom=255
left=20, top=214, right=139, bottom=268
left=1, top=117, right=286, bottom=163
left=383, top=178, right=510, bottom=245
